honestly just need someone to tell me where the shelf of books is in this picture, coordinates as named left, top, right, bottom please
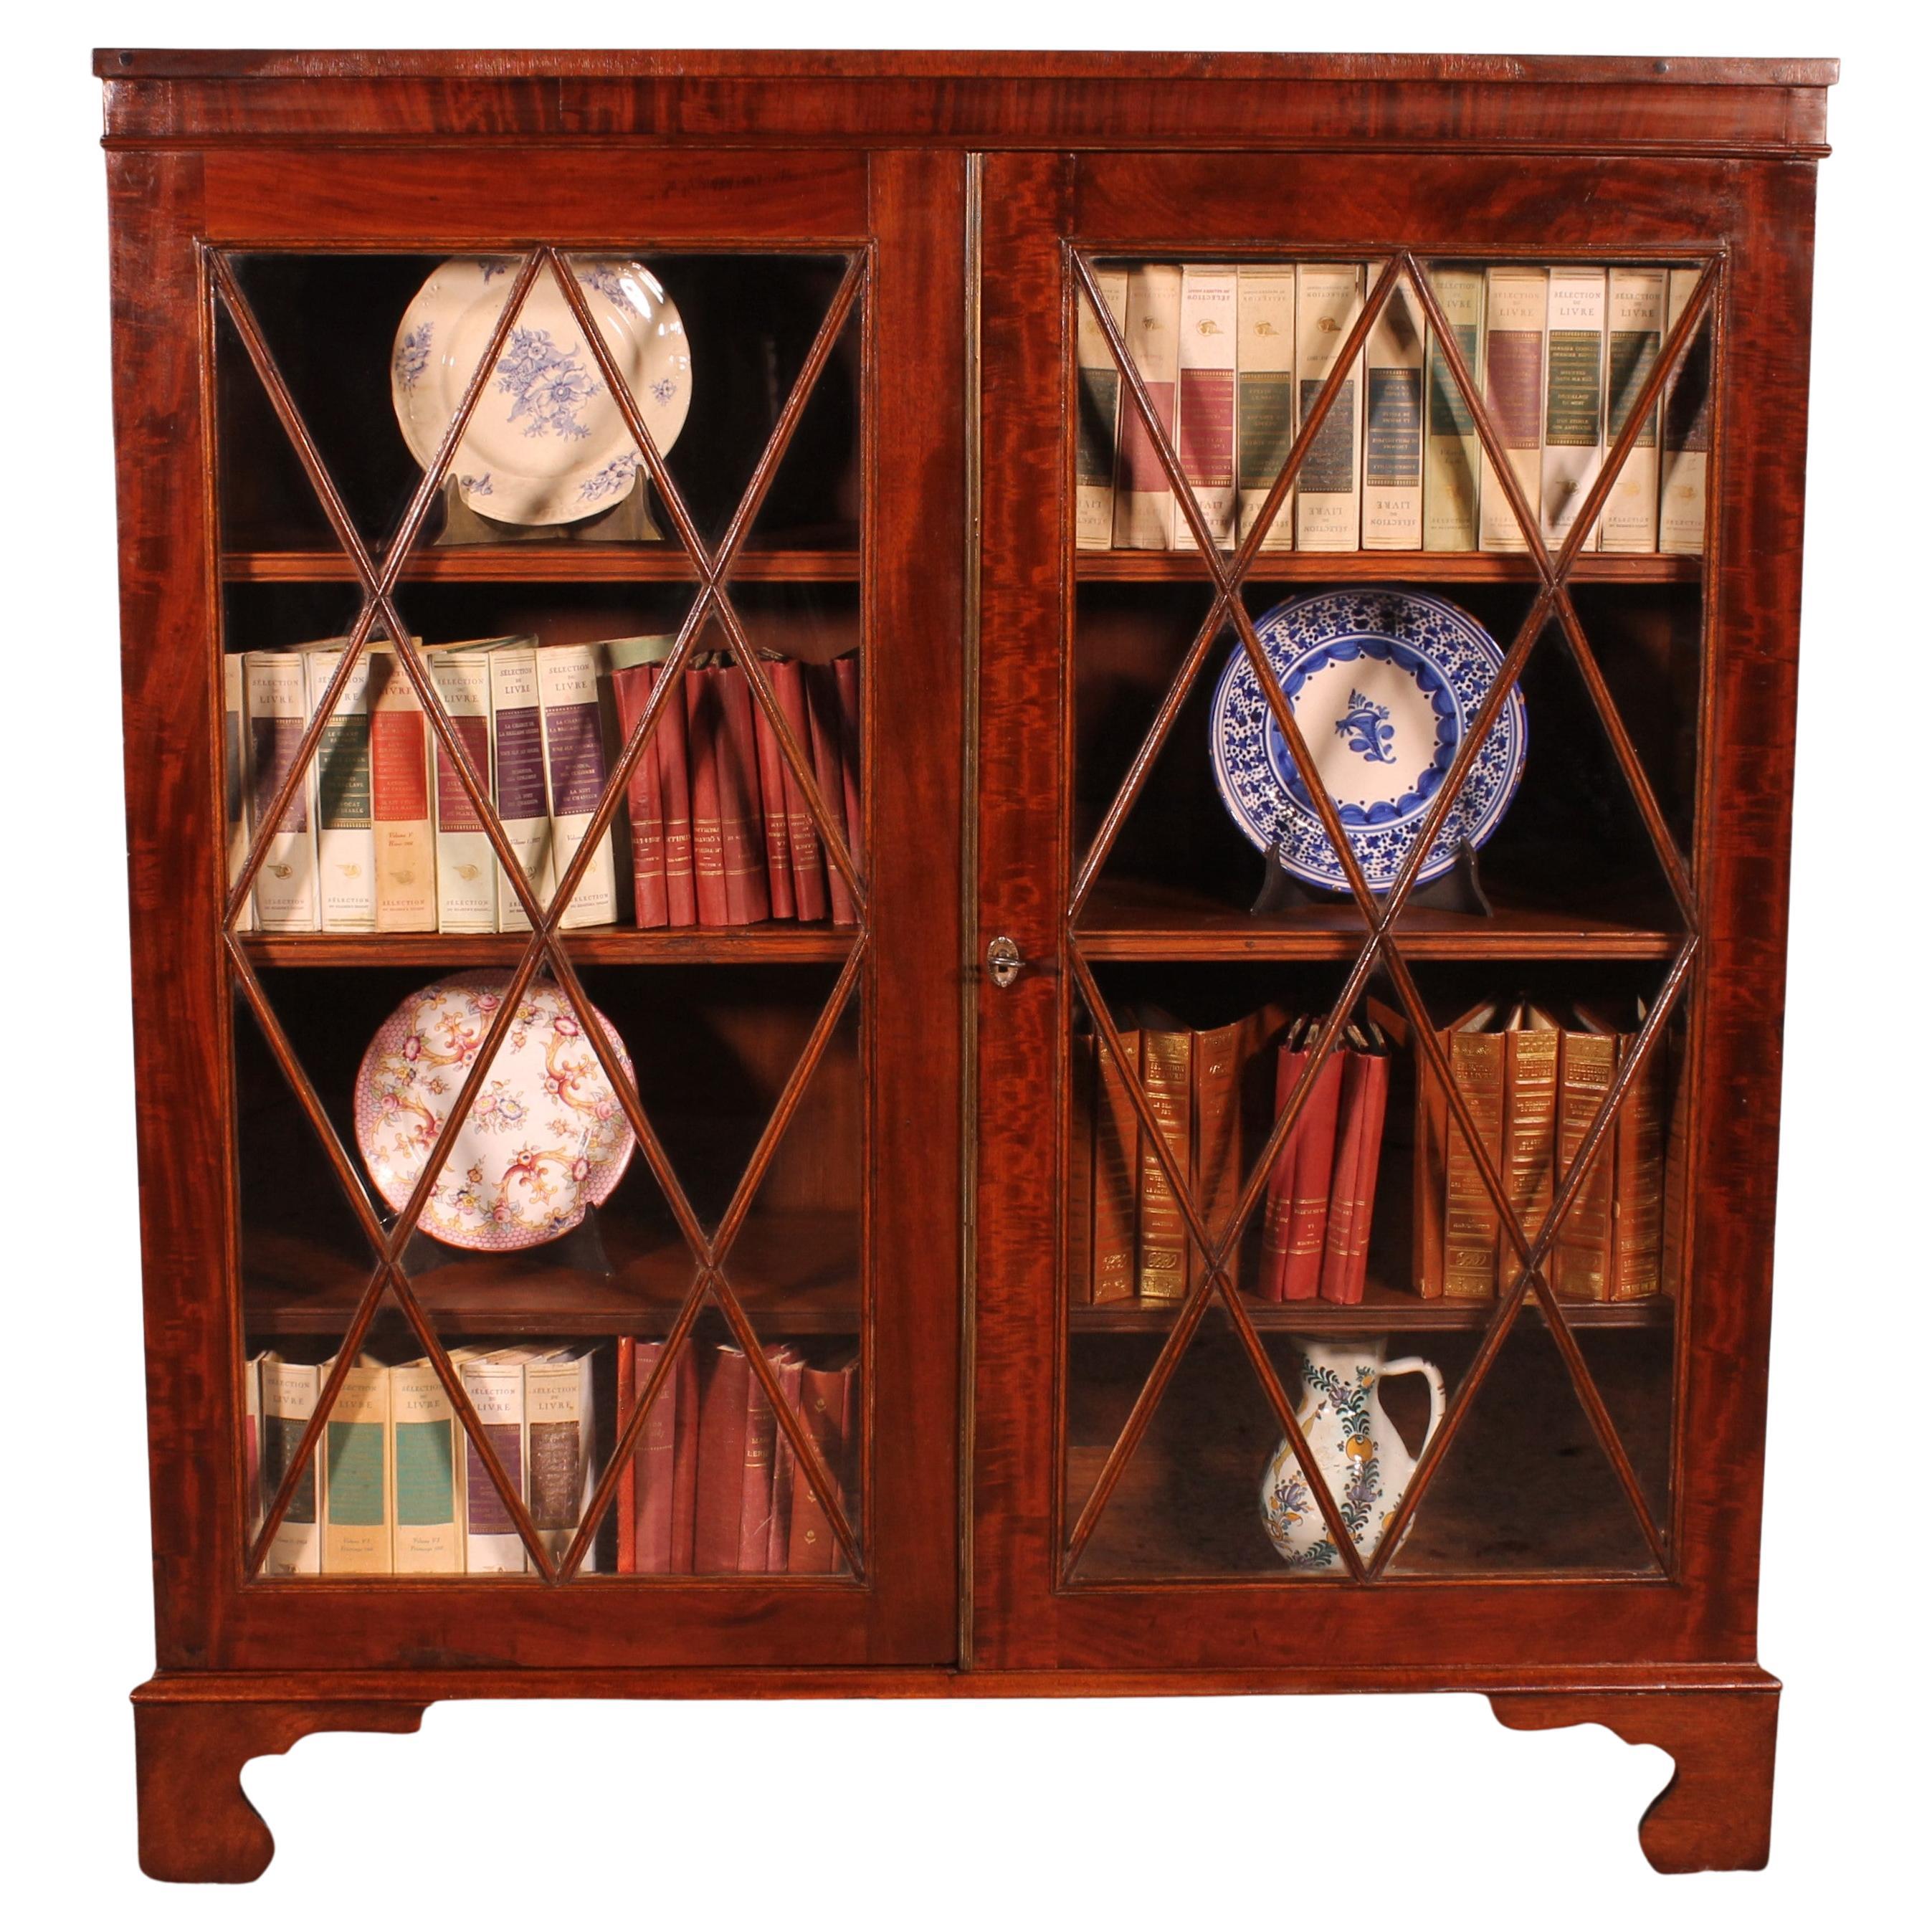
left=219, top=246, right=872, bottom=1586
left=1057, top=251, right=1705, bottom=1584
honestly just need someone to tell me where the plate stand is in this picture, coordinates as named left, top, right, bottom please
left=1251, top=837, right=1493, bottom=918
left=433, top=473, right=662, bottom=545
left=401, top=1203, right=615, bottom=1278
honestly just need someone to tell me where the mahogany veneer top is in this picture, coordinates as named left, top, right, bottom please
left=95, top=49, right=1840, bottom=85
left=95, top=47, right=1836, bottom=154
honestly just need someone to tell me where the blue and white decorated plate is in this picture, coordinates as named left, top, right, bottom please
left=391, top=256, right=690, bottom=527
left=1209, top=589, right=1527, bottom=893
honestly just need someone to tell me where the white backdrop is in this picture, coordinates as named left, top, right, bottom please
left=6, top=4, right=1923, bottom=1922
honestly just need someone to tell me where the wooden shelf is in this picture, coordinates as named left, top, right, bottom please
left=1075, top=550, right=1701, bottom=585
left=1075, top=877, right=1683, bottom=961
left=244, top=1208, right=860, bottom=1338
left=222, top=546, right=862, bottom=584
left=242, top=926, right=860, bottom=968
left=225, top=547, right=1693, bottom=589
left=1072, top=1284, right=1673, bottom=1333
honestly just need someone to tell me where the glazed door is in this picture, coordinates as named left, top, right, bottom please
left=971, top=148, right=1808, bottom=1670
left=115, top=143, right=964, bottom=1672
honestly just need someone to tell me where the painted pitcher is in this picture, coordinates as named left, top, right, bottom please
left=1260, top=1335, right=1447, bottom=1570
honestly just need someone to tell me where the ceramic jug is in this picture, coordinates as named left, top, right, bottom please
left=1260, top=1335, right=1447, bottom=1570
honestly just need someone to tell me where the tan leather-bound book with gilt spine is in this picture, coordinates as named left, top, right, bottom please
left=1189, top=1016, right=1245, bottom=1290
left=1503, top=1006, right=1560, bottom=1260
left=1066, top=1035, right=1095, bottom=1306
left=1136, top=1027, right=1194, bottom=1301
left=1441, top=1006, right=1505, bottom=1299
left=1552, top=1030, right=1617, bottom=1299
left=1575, top=1001, right=1669, bottom=1303
left=1612, top=1038, right=1667, bottom=1300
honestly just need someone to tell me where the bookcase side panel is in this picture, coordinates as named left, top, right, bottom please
left=1669, top=157, right=1822, bottom=1642
left=108, top=148, right=242, bottom=1671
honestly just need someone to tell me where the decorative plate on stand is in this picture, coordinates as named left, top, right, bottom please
left=353, top=974, right=637, bottom=1252
left=391, top=255, right=691, bottom=526
left=1209, top=588, right=1528, bottom=892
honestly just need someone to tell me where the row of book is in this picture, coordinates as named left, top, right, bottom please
left=1067, top=996, right=1669, bottom=1309
left=1070, top=1005, right=1277, bottom=1305
left=1416, top=999, right=1666, bottom=1303
left=614, top=1338, right=857, bottom=1574
left=226, top=635, right=862, bottom=936
left=247, top=1338, right=861, bottom=1576
left=249, top=1343, right=599, bottom=1576
left=1077, top=261, right=1709, bottom=558
left=1069, top=1005, right=1391, bottom=1308
left=1257, top=1019, right=1391, bottom=1304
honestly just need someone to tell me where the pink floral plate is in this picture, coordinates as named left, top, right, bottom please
left=353, top=973, right=636, bottom=1252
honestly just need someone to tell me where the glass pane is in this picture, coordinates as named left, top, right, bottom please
left=648, top=252, right=859, bottom=557
left=1060, top=248, right=1712, bottom=1590
left=220, top=241, right=870, bottom=1588
left=1386, top=1319, right=1658, bottom=1576
left=219, top=251, right=465, bottom=558
left=563, top=966, right=861, bottom=1569
left=1069, top=1323, right=1307, bottom=1580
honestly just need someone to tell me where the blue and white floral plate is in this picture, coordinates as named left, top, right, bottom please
left=391, top=256, right=691, bottom=527
left=1209, top=589, right=1527, bottom=893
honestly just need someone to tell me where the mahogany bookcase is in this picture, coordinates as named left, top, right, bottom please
left=96, top=49, right=1833, bottom=1880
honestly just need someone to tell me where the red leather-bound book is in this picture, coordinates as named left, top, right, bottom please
left=1318, top=1046, right=1371, bottom=1303
left=693, top=1344, right=751, bottom=1572
left=765, top=1351, right=806, bottom=1571
left=1346, top=1044, right=1391, bottom=1303
left=828, top=1362, right=858, bottom=1574
left=1257, top=1025, right=1308, bottom=1301
left=715, top=664, right=772, bottom=925
left=669, top=1343, right=700, bottom=1573
left=786, top=1359, right=855, bottom=1574
left=832, top=653, right=863, bottom=873
left=609, top=665, right=668, bottom=928
left=748, top=671, right=797, bottom=920
left=1090, top=1024, right=1141, bottom=1305
left=1283, top=1044, right=1346, bottom=1301
left=736, top=1348, right=781, bottom=1572
left=804, top=664, right=858, bottom=926
left=771, top=658, right=829, bottom=922
left=653, top=662, right=696, bottom=926
left=634, top=1337, right=686, bottom=1574
left=614, top=1336, right=642, bottom=1573
left=682, top=667, right=731, bottom=928
left=1320, top=1035, right=1389, bottom=1305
